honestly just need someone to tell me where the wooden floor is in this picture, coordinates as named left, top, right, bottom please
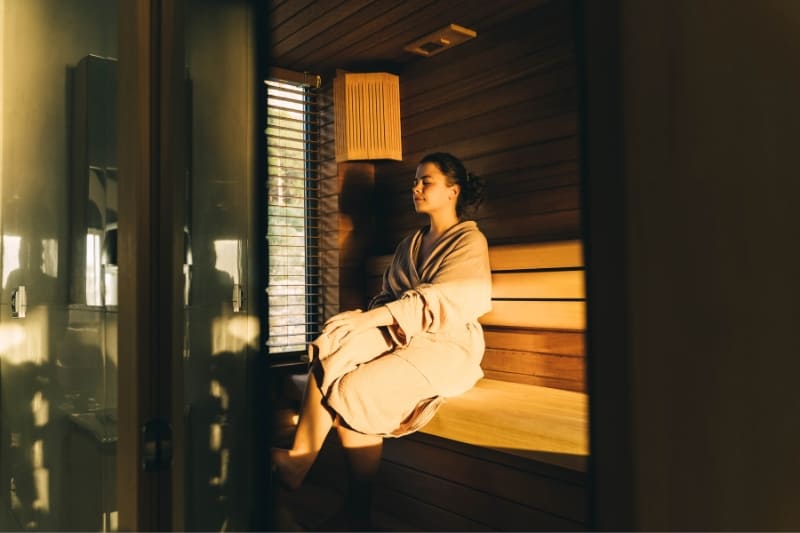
left=420, top=378, right=588, bottom=472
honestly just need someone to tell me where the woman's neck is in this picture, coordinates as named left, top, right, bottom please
left=426, top=212, right=460, bottom=240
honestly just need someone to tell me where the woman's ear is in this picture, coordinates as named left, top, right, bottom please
left=449, top=184, right=460, bottom=200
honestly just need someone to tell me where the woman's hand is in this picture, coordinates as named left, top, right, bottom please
left=322, top=307, right=393, bottom=349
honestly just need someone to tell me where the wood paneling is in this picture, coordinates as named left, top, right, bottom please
left=491, top=239, right=583, bottom=270
left=376, top=462, right=582, bottom=531
left=485, top=327, right=584, bottom=355
left=493, top=270, right=584, bottom=298
left=481, top=300, right=585, bottom=330
left=483, top=348, right=584, bottom=381
left=269, top=2, right=586, bottom=529
left=270, top=0, right=555, bottom=75
left=370, top=0, right=579, bottom=250
left=382, top=434, right=586, bottom=524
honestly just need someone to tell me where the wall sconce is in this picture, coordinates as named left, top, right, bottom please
left=334, top=71, right=402, bottom=162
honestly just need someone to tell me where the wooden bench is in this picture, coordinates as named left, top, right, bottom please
left=366, top=239, right=588, bottom=530
left=275, top=239, right=588, bottom=530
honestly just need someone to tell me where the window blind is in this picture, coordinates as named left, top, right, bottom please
left=265, top=77, right=321, bottom=354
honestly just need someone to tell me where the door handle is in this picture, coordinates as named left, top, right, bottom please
left=11, top=285, right=27, bottom=319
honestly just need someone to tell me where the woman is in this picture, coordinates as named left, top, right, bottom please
left=271, top=152, right=491, bottom=528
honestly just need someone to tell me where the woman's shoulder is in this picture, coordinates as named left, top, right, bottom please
left=453, top=220, right=487, bottom=244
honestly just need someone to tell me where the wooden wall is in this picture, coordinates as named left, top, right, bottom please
left=368, top=0, right=584, bottom=392
left=318, top=79, right=377, bottom=323
left=272, top=2, right=588, bottom=530
left=373, top=0, right=580, bottom=253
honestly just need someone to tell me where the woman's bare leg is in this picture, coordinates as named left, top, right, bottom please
left=271, top=369, right=334, bottom=489
left=333, top=423, right=383, bottom=529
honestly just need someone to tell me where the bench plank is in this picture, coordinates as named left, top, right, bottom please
left=492, top=269, right=585, bottom=299
left=481, top=300, right=586, bottom=330
left=366, top=239, right=584, bottom=276
left=489, top=239, right=583, bottom=270
left=483, top=348, right=584, bottom=381
left=421, top=378, right=588, bottom=472
left=483, top=370, right=585, bottom=392
left=484, top=327, right=585, bottom=355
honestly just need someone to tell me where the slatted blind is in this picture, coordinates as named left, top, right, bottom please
left=265, top=77, right=321, bottom=354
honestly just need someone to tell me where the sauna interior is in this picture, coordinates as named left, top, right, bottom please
left=2, top=0, right=800, bottom=531
left=268, top=0, right=587, bottom=530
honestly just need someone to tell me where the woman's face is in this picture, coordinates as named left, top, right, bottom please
left=412, top=162, right=459, bottom=216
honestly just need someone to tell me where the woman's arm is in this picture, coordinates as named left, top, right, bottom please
left=321, top=306, right=396, bottom=350
left=383, top=229, right=492, bottom=345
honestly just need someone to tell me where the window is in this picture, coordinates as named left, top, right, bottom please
left=265, top=76, right=321, bottom=355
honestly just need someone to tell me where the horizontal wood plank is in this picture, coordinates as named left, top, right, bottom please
left=481, top=300, right=585, bottom=330
left=483, top=370, right=585, bottom=392
left=482, top=348, right=584, bottom=380
left=483, top=327, right=585, bottom=355
left=383, top=433, right=586, bottom=522
left=378, top=461, right=583, bottom=531
left=374, top=484, right=486, bottom=531
left=476, top=209, right=583, bottom=246
left=492, top=270, right=584, bottom=299
left=490, top=239, right=583, bottom=269
left=368, top=267, right=585, bottom=300
left=367, top=239, right=583, bottom=274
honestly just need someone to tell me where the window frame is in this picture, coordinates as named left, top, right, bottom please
left=264, top=72, right=322, bottom=361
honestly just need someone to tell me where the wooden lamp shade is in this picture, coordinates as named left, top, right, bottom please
left=334, top=72, right=402, bottom=162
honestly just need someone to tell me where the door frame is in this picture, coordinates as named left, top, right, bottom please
left=117, top=1, right=186, bottom=530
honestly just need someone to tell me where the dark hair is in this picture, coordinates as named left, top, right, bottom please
left=419, top=152, right=485, bottom=218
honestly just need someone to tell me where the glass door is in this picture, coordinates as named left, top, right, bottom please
left=0, top=1, right=122, bottom=529
left=181, top=1, right=268, bottom=529
left=0, top=2, right=268, bottom=530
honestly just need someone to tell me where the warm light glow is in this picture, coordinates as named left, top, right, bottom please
left=32, top=439, right=44, bottom=468
left=291, top=414, right=299, bottom=425
left=209, top=379, right=230, bottom=411
left=212, top=315, right=260, bottom=355
left=1, top=307, right=49, bottom=365
left=86, top=231, right=103, bottom=305
left=2, top=235, right=21, bottom=289
left=32, top=466, right=49, bottom=513
left=214, top=239, right=240, bottom=284
left=209, top=423, right=222, bottom=452
left=334, top=72, right=402, bottom=162
left=31, top=391, right=49, bottom=426
left=0, top=2, right=3, bottom=212
left=0, top=322, right=26, bottom=353
left=42, top=238, right=58, bottom=278
left=102, top=511, right=119, bottom=532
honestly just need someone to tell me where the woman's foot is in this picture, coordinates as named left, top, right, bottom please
left=270, top=447, right=315, bottom=491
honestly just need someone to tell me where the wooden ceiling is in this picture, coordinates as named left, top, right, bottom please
left=269, top=0, right=550, bottom=76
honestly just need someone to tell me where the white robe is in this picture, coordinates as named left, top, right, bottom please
left=310, top=220, right=492, bottom=436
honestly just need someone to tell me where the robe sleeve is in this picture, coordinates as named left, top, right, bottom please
left=383, top=229, right=491, bottom=345
left=367, top=267, right=395, bottom=310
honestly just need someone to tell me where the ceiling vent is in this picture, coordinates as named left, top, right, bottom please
left=404, top=24, right=477, bottom=57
